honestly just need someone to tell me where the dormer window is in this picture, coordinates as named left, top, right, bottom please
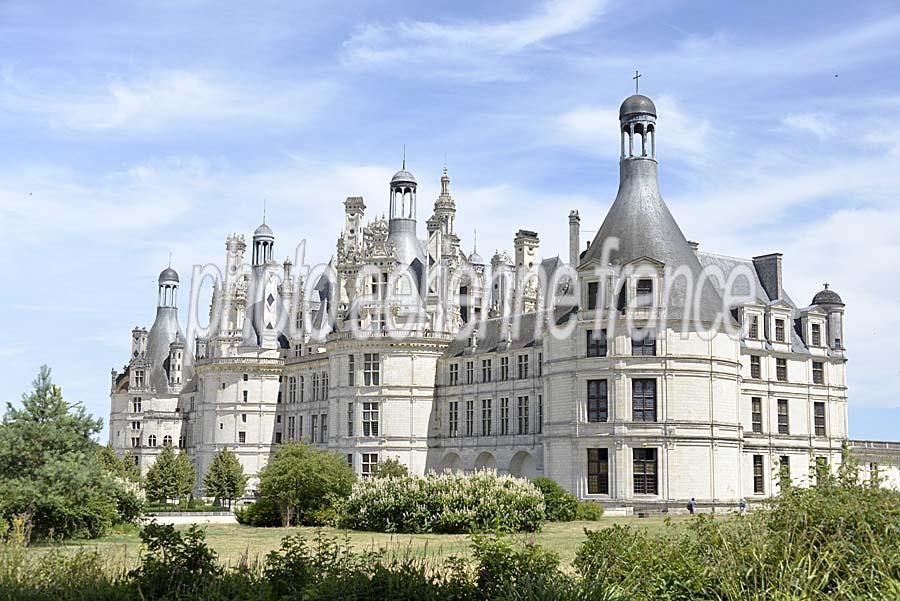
left=775, top=319, right=786, bottom=343
left=635, top=278, right=653, bottom=308
left=748, top=315, right=759, bottom=339
left=586, top=281, right=599, bottom=310
left=811, top=323, right=822, bottom=347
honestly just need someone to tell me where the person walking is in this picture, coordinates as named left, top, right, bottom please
left=687, top=497, right=696, bottom=515
left=738, top=498, right=747, bottom=515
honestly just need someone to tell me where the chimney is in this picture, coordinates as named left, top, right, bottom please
left=568, top=210, right=581, bottom=267
left=687, top=240, right=699, bottom=253
left=752, top=253, right=783, bottom=301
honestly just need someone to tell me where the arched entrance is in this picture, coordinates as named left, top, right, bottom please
left=440, top=452, right=463, bottom=473
left=509, top=451, right=537, bottom=479
left=474, top=451, right=497, bottom=472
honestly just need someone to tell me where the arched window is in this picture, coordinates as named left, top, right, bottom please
left=148, top=434, right=157, bottom=447
left=163, top=435, right=173, bottom=447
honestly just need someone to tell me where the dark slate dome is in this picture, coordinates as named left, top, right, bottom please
left=254, top=223, right=274, bottom=238
left=391, top=169, right=417, bottom=185
left=158, top=267, right=179, bottom=283
left=812, top=285, right=843, bottom=306
left=619, top=94, right=657, bottom=119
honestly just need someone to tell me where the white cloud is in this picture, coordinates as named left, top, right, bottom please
left=554, top=95, right=712, bottom=165
left=341, top=0, right=607, bottom=80
left=0, top=69, right=335, bottom=133
left=781, top=113, right=837, bottom=140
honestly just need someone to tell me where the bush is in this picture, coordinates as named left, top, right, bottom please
left=532, top=477, right=578, bottom=521
left=575, top=500, right=604, bottom=521
left=575, top=453, right=900, bottom=601
left=235, top=497, right=282, bottom=527
left=256, top=443, right=356, bottom=527
left=338, top=471, right=545, bottom=534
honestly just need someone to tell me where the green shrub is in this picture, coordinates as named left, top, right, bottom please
left=532, top=477, right=578, bottom=521
left=235, top=497, right=282, bottom=527
left=338, top=471, right=545, bottom=534
left=575, top=453, right=900, bottom=601
left=575, top=500, right=604, bottom=521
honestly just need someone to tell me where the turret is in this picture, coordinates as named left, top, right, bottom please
left=812, top=284, right=846, bottom=350
left=568, top=210, right=581, bottom=267
left=168, top=334, right=185, bottom=386
left=131, top=326, right=148, bottom=362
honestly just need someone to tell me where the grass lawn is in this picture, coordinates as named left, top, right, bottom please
left=26, top=515, right=690, bottom=570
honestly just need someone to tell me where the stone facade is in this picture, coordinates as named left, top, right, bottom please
left=109, top=92, right=897, bottom=508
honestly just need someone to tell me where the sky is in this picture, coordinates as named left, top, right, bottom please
left=1, top=0, right=899, bottom=441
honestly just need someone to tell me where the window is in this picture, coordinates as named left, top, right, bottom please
left=537, top=353, right=542, bottom=377
left=298, top=415, right=303, bottom=439
left=814, top=402, right=826, bottom=436
left=362, top=402, right=379, bottom=436
left=276, top=414, right=281, bottom=424
left=587, top=380, right=608, bottom=423
left=178, top=435, right=186, bottom=448
left=448, top=401, right=459, bottom=437
left=322, top=372, right=328, bottom=399
left=348, top=355, right=355, bottom=386
left=148, top=434, right=157, bottom=447
left=288, top=377, right=297, bottom=403
left=632, top=379, right=657, bottom=422
left=465, top=400, right=474, bottom=436
left=131, top=421, right=141, bottom=430
left=777, top=399, right=789, bottom=434
left=776, top=358, right=788, bottom=382
left=346, top=454, right=353, bottom=467
left=812, top=361, right=824, bottom=385
left=320, top=413, right=327, bottom=443
left=364, top=353, right=380, bottom=386
left=751, top=397, right=762, bottom=433
left=633, top=448, right=658, bottom=494
left=163, top=434, right=172, bottom=447
left=482, top=359, right=492, bottom=383
left=133, top=369, right=145, bottom=388
left=132, top=397, right=142, bottom=413
left=311, top=415, right=318, bottom=442
left=361, top=453, right=378, bottom=478
left=449, top=363, right=459, bottom=386
left=242, top=390, right=248, bottom=403
left=517, top=396, right=529, bottom=434
left=587, top=281, right=599, bottom=310
left=750, top=355, right=761, bottom=379
left=238, top=431, right=246, bottom=444
left=775, top=318, right=786, bottom=342
left=748, top=314, right=759, bottom=339
left=587, top=448, right=609, bottom=494
left=481, top=399, right=492, bottom=436
left=632, top=330, right=656, bottom=356
left=243, top=374, right=248, bottom=382
left=586, top=329, right=607, bottom=357
left=312, top=373, right=319, bottom=401
left=753, top=455, right=764, bottom=494
left=517, top=355, right=529, bottom=379
left=811, top=323, right=822, bottom=346
left=131, top=437, right=140, bottom=448
left=360, top=453, right=378, bottom=478
left=537, top=395, right=543, bottom=434
left=779, top=455, right=790, bottom=478
left=241, top=413, right=247, bottom=423
left=635, top=278, right=653, bottom=308
left=500, top=397, right=509, bottom=435
left=347, top=402, right=354, bottom=436
left=299, top=375, right=305, bottom=402
left=499, top=357, right=509, bottom=381
left=465, top=361, right=474, bottom=384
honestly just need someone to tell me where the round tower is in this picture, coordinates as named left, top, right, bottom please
left=619, top=94, right=657, bottom=159
left=252, top=223, right=275, bottom=266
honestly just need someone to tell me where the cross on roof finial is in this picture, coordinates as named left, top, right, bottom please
left=823, top=282, right=829, bottom=289
left=633, top=69, right=642, bottom=94
left=402, top=144, right=406, bottom=170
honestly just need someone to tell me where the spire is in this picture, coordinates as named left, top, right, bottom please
left=402, top=144, right=406, bottom=170
left=263, top=198, right=267, bottom=224
left=440, top=164, right=451, bottom=196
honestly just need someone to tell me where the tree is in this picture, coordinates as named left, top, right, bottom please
left=145, top=443, right=195, bottom=506
left=204, top=446, right=248, bottom=508
left=0, top=365, right=119, bottom=541
left=98, top=444, right=141, bottom=483
left=256, top=442, right=355, bottom=526
left=371, top=457, right=409, bottom=479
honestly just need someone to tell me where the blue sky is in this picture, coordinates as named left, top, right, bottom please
left=1, top=0, right=899, bottom=441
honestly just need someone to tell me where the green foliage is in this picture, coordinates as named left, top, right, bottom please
left=370, top=457, right=409, bottom=479
left=255, top=442, right=356, bottom=526
left=128, top=523, right=223, bottom=599
left=234, top=497, right=282, bottom=527
left=533, top=477, right=579, bottom=521
left=339, top=471, right=546, bottom=533
left=97, top=445, right=141, bottom=483
left=0, top=366, right=121, bottom=541
left=144, top=443, right=196, bottom=506
left=575, top=453, right=900, bottom=601
left=575, top=500, right=605, bottom=521
left=203, top=446, right=248, bottom=508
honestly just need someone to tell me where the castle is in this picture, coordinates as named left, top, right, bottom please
left=110, top=92, right=899, bottom=510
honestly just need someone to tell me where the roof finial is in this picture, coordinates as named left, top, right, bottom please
left=473, top=227, right=478, bottom=253
left=633, top=69, right=642, bottom=94
left=263, top=198, right=267, bottom=224
left=824, top=282, right=829, bottom=290
left=402, top=144, right=406, bottom=170
left=168, top=251, right=172, bottom=268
